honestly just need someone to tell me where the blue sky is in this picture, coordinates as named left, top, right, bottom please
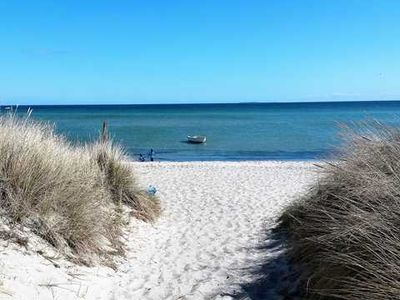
left=1, top=0, right=400, bottom=105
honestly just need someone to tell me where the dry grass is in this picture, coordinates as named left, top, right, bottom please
left=279, top=121, right=400, bottom=300
left=90, top=141, right=160, bottom=222
left=0, top=114, right=159, bottom=265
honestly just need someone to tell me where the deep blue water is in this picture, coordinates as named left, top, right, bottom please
left=8, top=101, right=400, bottom=161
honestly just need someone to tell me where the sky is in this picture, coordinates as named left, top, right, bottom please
left=0, top=0, right=400, bottom=105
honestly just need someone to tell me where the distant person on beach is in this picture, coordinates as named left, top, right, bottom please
left=139, top=154, right=145, bottom=162
left=149, top=149, right=155, bottom=161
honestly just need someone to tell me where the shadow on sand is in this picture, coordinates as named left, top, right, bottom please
left=217, top=225, right=304, bottom=300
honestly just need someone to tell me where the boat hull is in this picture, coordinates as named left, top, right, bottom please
left=187, top=136, right=207, bottom=143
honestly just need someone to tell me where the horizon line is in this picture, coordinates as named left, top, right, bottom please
left=2, top=99, right=400, bottom=106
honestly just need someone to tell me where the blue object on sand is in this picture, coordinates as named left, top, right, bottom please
left=147, top=185, right=157, bottom=195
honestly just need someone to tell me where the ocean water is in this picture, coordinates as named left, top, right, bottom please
left=9, top=101, right=400, bottom=161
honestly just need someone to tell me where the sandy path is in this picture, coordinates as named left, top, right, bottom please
left=111, top=161, right=317, bottom=299
left=0, top=161, right=317, bottom=300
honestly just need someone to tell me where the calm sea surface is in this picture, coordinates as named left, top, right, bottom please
left=10, top=101, right=400, bottom=161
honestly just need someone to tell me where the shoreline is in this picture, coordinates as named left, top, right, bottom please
left=0, top=160, right=319, bottom=299
left=129, top=155, right=326, bottom=163
left=130, top=159, right=321, bottom=164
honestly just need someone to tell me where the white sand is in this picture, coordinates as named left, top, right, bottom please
left=0, top=161, right=318, bottom=300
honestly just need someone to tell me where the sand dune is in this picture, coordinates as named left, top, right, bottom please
left=0, top=161, right=317, bottom=300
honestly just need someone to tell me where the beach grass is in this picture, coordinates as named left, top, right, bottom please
left=0, top=114, right=159, bottom=265
left=279, top=121, right=400, bottom=299
left=90, top=140, right=160, bottom=222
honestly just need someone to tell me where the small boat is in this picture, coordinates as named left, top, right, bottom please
left=187, top=135, right=207, bottom=144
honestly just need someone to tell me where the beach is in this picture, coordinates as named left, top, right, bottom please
left=2, top=0, right=397, bottom=298
left=0, top=161, right=317, bottom=299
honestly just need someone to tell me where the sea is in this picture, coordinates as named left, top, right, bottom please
left=9, top=101, right=400, bottom=161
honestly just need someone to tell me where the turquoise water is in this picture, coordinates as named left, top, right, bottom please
left=10, top=101, right=400, bottom=161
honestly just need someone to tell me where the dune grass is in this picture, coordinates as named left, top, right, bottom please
left=0, top=114, right=159, bottom=265
left=90, top=141, right=160, bottom=222
left=279, top=121, right=400, bottom=300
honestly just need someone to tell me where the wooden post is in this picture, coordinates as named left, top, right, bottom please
left=101, top=121, right=109, bottom=143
